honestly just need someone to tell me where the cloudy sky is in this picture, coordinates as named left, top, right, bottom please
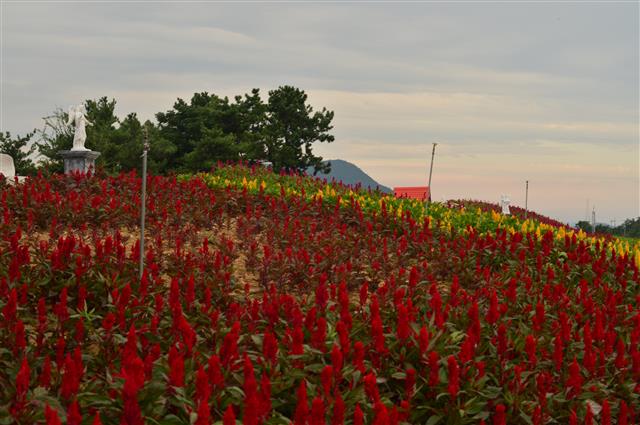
left=1, top=1, right=638, bottom=224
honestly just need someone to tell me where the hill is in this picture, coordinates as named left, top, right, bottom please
left=2, top=165, right=639, bottom=423
left=308, top=159, right=392, bottom=193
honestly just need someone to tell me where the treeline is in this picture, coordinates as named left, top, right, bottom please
left=576, top=218, right=640, bottom=239
left=1, top=85, right=334, bottom=176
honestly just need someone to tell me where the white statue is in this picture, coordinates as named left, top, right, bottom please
left=67, top=104, right=92, bottom=151
left=0, top=153, right=15, bottom=179
left=500, top=195, right=511, bottom=215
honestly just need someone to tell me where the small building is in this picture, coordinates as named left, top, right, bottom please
left=393, top=186, right=430, bottom=201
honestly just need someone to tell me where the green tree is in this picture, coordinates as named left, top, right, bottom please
left=85, top=97, right=119, bottom=171
left=231, top=89, right=268, bottom=161
left=0, top=131, right=38, bottom=176
left=36, top=108, right=74, bottom=173
left=617, top=217, right=640, bottom=238
left=263, top=85, right=334, bottom=174
left=575, top=220, right=592, bottom=233
left=156, top=92, right=241, bottom=172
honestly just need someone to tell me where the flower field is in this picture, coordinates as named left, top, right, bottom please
left=1, top=165, right=639, bottom=424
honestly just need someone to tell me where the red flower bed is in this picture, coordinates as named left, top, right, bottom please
left=1, top=170, right=639, bottom=424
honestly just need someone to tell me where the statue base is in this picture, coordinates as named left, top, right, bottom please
left=60, top=150, right=101, bottom=174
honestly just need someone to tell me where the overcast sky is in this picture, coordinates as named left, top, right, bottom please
left=1, top=1, right=638, bottom=224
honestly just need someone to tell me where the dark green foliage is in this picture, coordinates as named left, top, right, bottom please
left=155, top=92, right=243, bottom=172
left=264, top=85, right=334, bottom=174
left=33, top=86, right=334, bottom=175
left=575, top=220, right=593, bottom=233
left=0, top=131, right=38, bottom=176
left=576, top=218, right=640, bottom=239
left=36, top=108, right=74, bottom=173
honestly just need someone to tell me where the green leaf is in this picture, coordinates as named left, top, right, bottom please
left=426, top=415, right=442, bottom=425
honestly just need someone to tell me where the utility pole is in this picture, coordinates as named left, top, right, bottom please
left=525, top=180, right=529, bottom=219
left=591, top=207, right=596, bottom=234
left=427, top=142, right=437, bottom=204
left=139, top=126, right=150, bottom=280
left=586, top=199, right=589, bottom=222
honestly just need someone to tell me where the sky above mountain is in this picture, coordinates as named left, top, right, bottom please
left=1, top=1, right=638, bottom=224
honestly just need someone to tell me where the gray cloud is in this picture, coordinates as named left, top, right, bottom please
left=1, top=1, right=638, bottom=223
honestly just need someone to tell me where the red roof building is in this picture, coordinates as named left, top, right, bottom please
left=393, top=186, right=430, bottom=201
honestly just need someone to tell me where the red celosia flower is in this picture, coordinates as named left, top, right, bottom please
left=331, top=344, right=343, bottom=379
left=553, top=336, right=564, bottom=372
left=428, top=351, right=440, bottom=386
left=315, top=275, right=328, bottom=310
left=294, top=380, right=309, bottom=425
left=243, top=356, right=259, bottom=425
left=336, top=321, right=350, bottom=355
left=447, top=355, right=459, bottom=400
left=208, top=354, right=224, bottom=391
left=601, top=399, right=611, bottom=425
left=532, top=300, right=545, bottom=332
left=419, top=326, right=429, bottom=356
left=195, top=365, right=211, bottom=406
left=585, top=404, right=593, bottom=425
left=291, top=324, right=305, bottom=358
left=259, top=372, right=271, bottom=419
left=121, top=390, right=144, bottom=425
left=525, top=334, right=537, bottom=368
left=60, top=353, right=80, bottom=400
left=310, top=397, right=325, bottom=425
left=353, top=405, right=364, bottom=425
left=263, top=329, right=278, bottom=365
left=493, top=404, right=506, bottom=425
left=566, top=357, right=583, bottom=398
left=2, top=287, right=17, bottom=324
left=321, top=365, right=333, bottom=397
left=619, top=400, right=628, bottom=425
left=220, top=322, right=241, bottom=367
left=487, top=289, right=499, bottom=325
left=467, top=301, right=480, bottom=340
left=312, top=317, right=327, bottom=351
left=75, top=318, right=85, bottom=343
left=55, top=287, right=69, bottom=324
left=405, top=368, right=415, bottom=399
left=223, top=405, right=236, bottom=425
left=568, top=409, right=577, bottom=425
left=532, top=406, right=542, bottom=425
left=615, top=338, right=627, bottom=370
left=67, top=400, right=81, bottom=425
left=39, top=356, right=52, bottom=388
left=44, top=405, right=62, bottom=425
left=396, top=304, right=411, bottom=341
left=122, top=353, right=145, bottom=398
left=364, top=372, right=380, bottom=403
left=93, top=412, right=102, bottom=425
left=15, top=356, right=29, bottom=402
left=372, top=401, right=389, bottom=425
left=168, top=345, right=185, bottom=387
left=177, top=315, right=197, bottom=356
left=195, top=400, right=210, bottom=425
left=14, top=319, right=26, bottom=354
left=332, top=391, right=345, bottom=425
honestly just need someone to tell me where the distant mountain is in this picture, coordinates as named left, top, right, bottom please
left=307, top=159, right=392, bottom=194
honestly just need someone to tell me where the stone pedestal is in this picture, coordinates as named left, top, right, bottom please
left=60, top=150, right=100, bottom=174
